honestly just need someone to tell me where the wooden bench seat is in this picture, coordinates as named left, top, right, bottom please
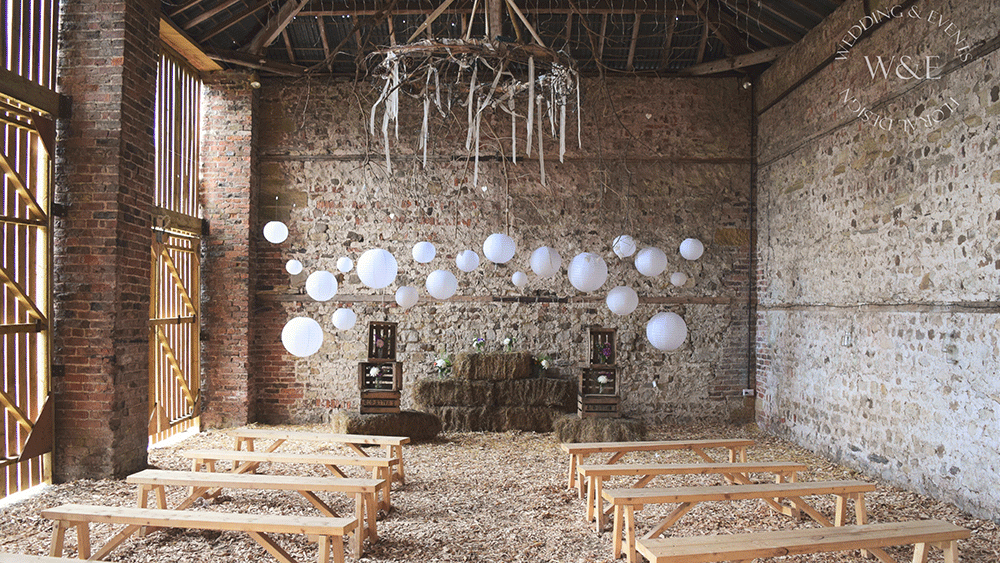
left=0, top=554, right=77, bottom=562
left=42, top=504, right=356, bottom=563
left=636, top=520, right=970, bottom=563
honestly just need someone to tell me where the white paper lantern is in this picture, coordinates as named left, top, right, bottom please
left=395, top=286, right=419, bottom=309
left=646, top=312, right=688, bottom=351
left=263, top=221, right=289, bottom=244
left=567, top=252, right=608, bottom=293
left=612, top=235, right=637, bottom=258
left=285, top=259, right=303, bottom=275
left=455, top=250, right=480, bottom=272
left=483, top=233, right=516, bottom=264
left=530, top=246, right=562, bottom=278
left=281, top=317, right=323, bottom=357
left=305, top=270, right=337, bottom=301
left=670, top=272, right=688, bottom=287
left=336, top=256, right=353, bottom=273
left=512, top=271, right=528, bottom=288
left=412, top=241, right=436, bottom=263
left=679, top=238, right=705, bottom=261
left=426, top=270, right=458, bottom=300
left=635, top=247, right=668, bottom=277
left=356, top=248, right=398, bottom=289
left=332, top=308, right=357, bottom=330
left=606, top=286, right=639, bottom=316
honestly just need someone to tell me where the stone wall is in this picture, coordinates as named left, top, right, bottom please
left=245, top=75, right=753, bottom=426
left=755, top=0, right=1000, bottom=520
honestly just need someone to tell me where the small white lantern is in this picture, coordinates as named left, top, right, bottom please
left=646, top=312, right=688, bottom=351
left=412, top=241, right=436, bottom=263
left=356, top=248, right=398, bottom=289
left=670, top=272, right=688, bottom=287
left=679, top=238, right=705, bottom=261
left=530, top=246, right=562, bottom=278
left=332, top=308, right=357, bottom=330
left=612, top=235, right=637, bottom=258
left=512, top=271, right=528, bottom=288
left=395, top=286, right=419, bottom=309
left=455, top=250, right=480, bottom=272
left=305, top=270, right=337, bottom=301
left=606, top=286, right=639, bottom=316
left=336, top=256, right=353, bottom=273
left=567, top=252, right=608, bottom=293
left=635, top=246, right=668, bottom=277
left=281, top=317, right=323, bottom=357
left=285, top=259, right=303, bottom=275
left=263, top=221, right=289, bottom=244
left=483, top=233, right=516, bottom=264
left=426, top=270, right=458, bottom=300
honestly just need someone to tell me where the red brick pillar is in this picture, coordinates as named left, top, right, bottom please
left=53, top=0, right=159, bottom=480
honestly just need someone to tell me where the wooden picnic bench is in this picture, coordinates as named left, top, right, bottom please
left=636, top=520, right=970, bottom=563
left=579, top=461, right=808, bottom=532
left=127, top=469, right=380, bottom=557
left=560, top=439, right=755, bottom=494
left=41, top=504, right=356, bottom=563
left=182, top=449, right=398, bottom=512
left=231, top=429, right=410, bottom=485
left=603, top=479, right=876, bottom=563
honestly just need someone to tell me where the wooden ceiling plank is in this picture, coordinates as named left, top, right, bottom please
left=626, top=13, right=640, bottom=71
left=244, top=0, right=311, bottom=55
left=317, top=17, right=333, bottom=70
left=198, top=0, right=272, bottom=43
left=181, top=0, right=243, bottom=31
left=281, top=28, right=296, bottom=64
left=680, top=44, right=789, bottom=75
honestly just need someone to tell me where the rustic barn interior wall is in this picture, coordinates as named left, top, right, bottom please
left=755, top=0, right=1000, bottom=520
left=246, top=76, right=754, bottom=426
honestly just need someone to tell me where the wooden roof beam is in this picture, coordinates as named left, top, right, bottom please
left=680, top=44, right=789, bottom=75
left=244, top=0, right=311, bottom=55
left=206, top=47, right=307, bottom=76
left=656, top=17, right=676, bottom=70
left=686, top=0, right=739, bottom=56
left=727, top=2, right=800, bottom=44
left=182, top=0, right=243, bottom=30
left=626, top=13, right=640, bottom=71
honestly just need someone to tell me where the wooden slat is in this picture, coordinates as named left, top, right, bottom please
left=180, top=0, right=243, bottom=30
left=578, top=461, right=806, bottom=477
left=154, top=325, right=197, bottom=407
left=231, top=428, right=411, bottom=446
left=127, top=469, right=382, bottom=493
left=0, top=68, right=62, bottom=118
left=0, top=388, right=34, bottom=430
left=183, top=449, right=399, bottom=467
left=561, top=438, right=754, bottom=455
left=0, top=263, right=46, bottom=320
left=199, top=0, right=279, bottom=43
left=0, top=151, right=47, bottom=220
left=603, top=480, right=875, bottom=505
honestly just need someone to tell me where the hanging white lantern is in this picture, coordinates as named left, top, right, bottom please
left=412, top=241, right=436, bottom=263
left=426, top=270, right=458, bottom=300
left=530, top=246, right=562, bottom=278
left=395, top=286, right=419, bottom=309
left=483, top=233, right=516, bottom=264
left=263, top=221, right=289, bottom=244
left=646, top=312, right=688, bottom=351
left=455, top=250, right=480, bottom=272
left=512, top=271, right=528, bottom=288
left=281, top=317, right=323, bottom=357
left=612, top=235, right=637, bottom=258
left=679, top=238, right=705, bottom=260
left=285, top=259, right=303, bottom=275
left=332, top=308, right=357, bottom=330
left=305, top=270, right=337, bottom=301
left=567, top=252, right=608, bottom=293
left=635, top=247, right=668, bottom=277
left=606, top=286, right=639, bottom=316
left=336, top=256, right=353, bottom=273
left=670, top=272, right=688, bottom=287
left=356, top=248, right=398, bottom=289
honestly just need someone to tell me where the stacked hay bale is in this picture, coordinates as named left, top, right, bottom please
left=414, top=351, right=575, bottom=432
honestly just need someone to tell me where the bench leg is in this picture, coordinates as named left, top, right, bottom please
left=353, top=494, right=365, bottom=557
left=49, top=520, right=68, bottom=557
left=594, top=478, right=606, bottom=533
left=567, top=454, right=577, bottom=490
left=912, top=542, right=929, bottom=563
left=625, top=506, right=638, bottom=563
left=76, top=523, right=91, bottom=559
left=365, top=492, right=378, bottom=543
left=586, top=476, right=596, bottom=522
left=939, top=540, right=958, bottom=563
left=612, top=505, right=623, bottom=559
left=248, top=531, right=296, bottom=563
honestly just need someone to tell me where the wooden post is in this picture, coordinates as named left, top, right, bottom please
left=487, top=0, right=503, bottom=39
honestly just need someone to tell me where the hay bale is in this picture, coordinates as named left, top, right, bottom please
left=424, top=405, right=569, bottom=432
left=453, top=351, right=533, bottom=381
left=491, top=378, right=575, bottom=410
left=552, top=414, right=647, bottom=443
left=413, top=378, right=493, bottom=407
left=330, top=409, right=442, bottom=442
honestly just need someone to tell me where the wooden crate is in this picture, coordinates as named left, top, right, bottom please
left=360, top=390, right=401, bottom=414
left=577, top=394, right=621, bottom=418
left=588, top=327, right=616, bottom=366
left=358, top=361, right=402, bottom=392
left=579, top=367, right=618, bottom=396
left=368, top=322, right=398, bottom=360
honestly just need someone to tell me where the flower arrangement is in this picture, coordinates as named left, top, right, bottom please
left=472, top=336, right=485, bottom=352
left=435, top=353, right=453, bottom=377
left=501, top=336, right=517, bottom=352
left=597, top=374, right=610, bottom=393
left=599, top=342, right=613, bottom=363
left=536, top=354, right=551, bottom=371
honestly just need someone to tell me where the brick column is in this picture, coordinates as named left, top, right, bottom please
left=53, top=0, right=158, bottom=480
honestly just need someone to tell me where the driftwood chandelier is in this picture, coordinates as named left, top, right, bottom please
left=367, top=0, right=582, bottom=186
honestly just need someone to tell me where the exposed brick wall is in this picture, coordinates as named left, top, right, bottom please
left=53, top=0, right=158, bottom=480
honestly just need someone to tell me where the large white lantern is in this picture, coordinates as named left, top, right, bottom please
left=281, top=317, right=323, bottom=357
left=612, top=235, right=637, bottom=258
left=646, top=312, right=688, bottom=351
left=263, top=221, right=289, bottom=244
left=356, top=248, right=398, bottom=289
left=305, top=270, right=337, bottom=301
left=336, top=256, right=353, bottom=273
left=483, top=233, right=516, bottom=264
left=680, top=238, right=705, bottom=261
left=285, top=259, right=303, bottom=275
left=635, top=247, right=668, bottom=277
left=512, top=271, right=528, bottom=288
left=455, top=250, right=480, bottom=272
left=530, top=246, right=562, bottom=278
left=332, top=308, right=357, bottom=330
left=412, top=241, right=436, bottom=263
left=606, top=286, right=639, bottom=316
left=426, top=270, right=458, bottom=300
left=567, top=252, right=608, bottom=293
left=670, top=272, right=688, bottom=287
left=395, top=286, right=419, bottom=309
